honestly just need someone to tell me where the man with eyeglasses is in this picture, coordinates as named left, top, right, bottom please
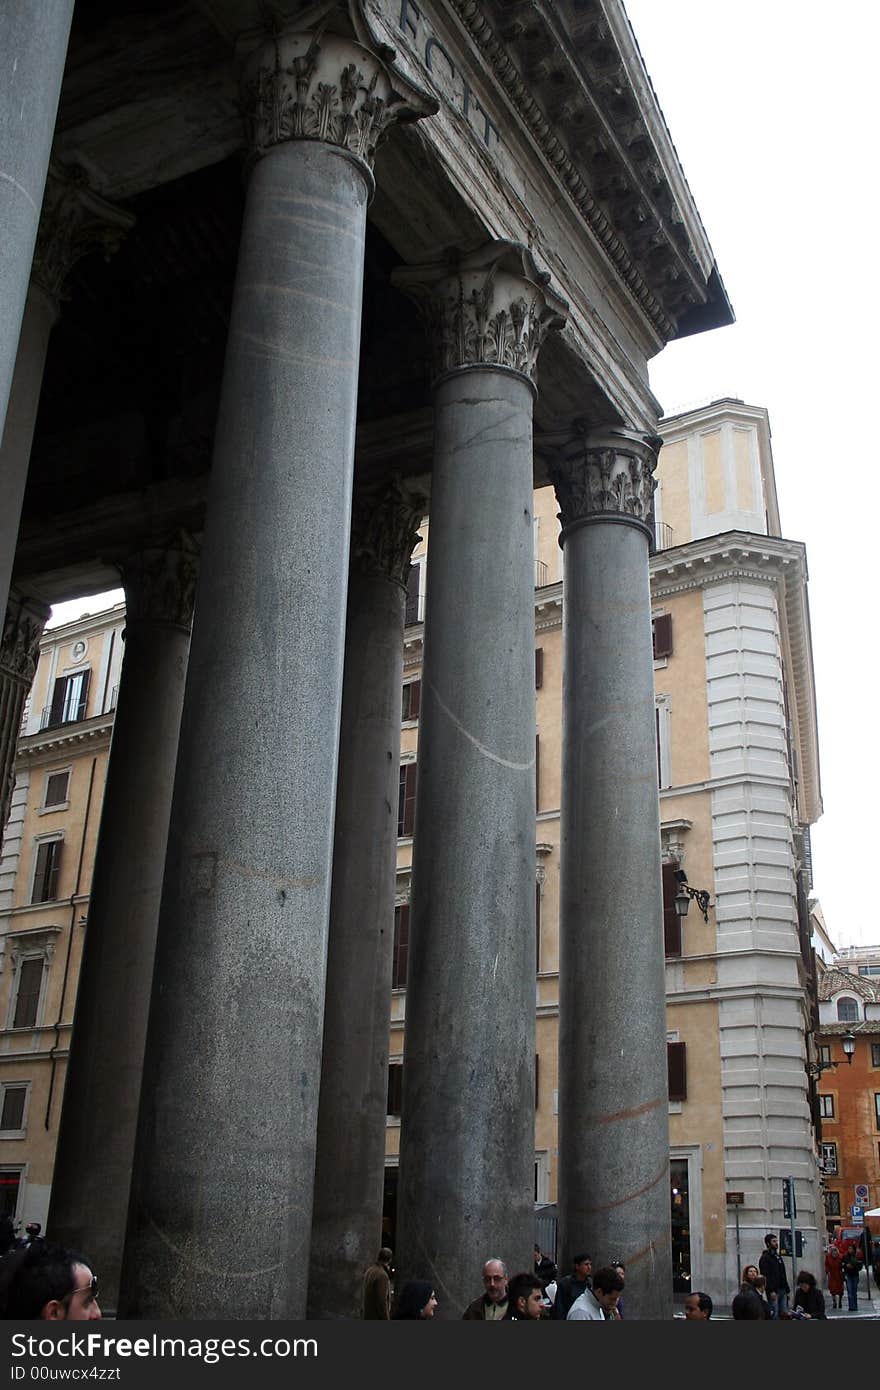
left=0, top=1242, right=102, bottom=1320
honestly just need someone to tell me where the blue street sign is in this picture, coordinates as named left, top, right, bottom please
left=850, top=1203, right=865, bottom=1224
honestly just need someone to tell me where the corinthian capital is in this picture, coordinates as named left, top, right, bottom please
left=391, top=241, right=568, bottom=388
left=550, top=428, right=661, bottom=541
left=0, top=592, right=50, bottom=687
left=120, top=533, right=201, bottom=631
left=350, top=478, right=425, bottom=588
left=32, top=161, right=135, bottom=305
left=239, top=8, right=437, bottom=174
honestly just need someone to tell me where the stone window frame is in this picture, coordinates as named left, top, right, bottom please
left=29, top=831, right=64, bottom=904
left=819, top=1094, right=835, bottom=1120
left=835, top=995, right=860, bottom=1023
left=4, top=928, right=59, bottom=1033
left=0, top=1081, right=31, bottom=1139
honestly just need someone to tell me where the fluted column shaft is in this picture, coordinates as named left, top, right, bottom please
left=0, top=0, right=73, bottom=447
left=0, top=593, right=50, bottom=839
left=117, top=28, right=434, bottom=1320
left=553, top=430, right=672, bottom=1320
left=391, top=243, right=566, bottom=1313
left=308, top=482, right=423, bottom=1319
left=47, top=537, right=198, bottom=1313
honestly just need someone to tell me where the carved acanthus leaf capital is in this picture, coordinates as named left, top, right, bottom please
left=550, top=428, right=661, bottom=539
left=32, top=161, right=135, bottom=304
left=1, top=593, right=50, bottom=687
left=239, top=10, right=437, bottom=173
left=391, top=240, right=568, bottom=387
left=350, top=478, right=425, bottom=587
left=121, top=533, right=201, bottom=631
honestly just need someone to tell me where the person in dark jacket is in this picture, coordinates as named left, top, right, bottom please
left=504, top=1272, right=545, bottom=1320
left=759, top=1232, right=790, bottom=1318
left=362, top=1248, right=393, bottom=1319
left=462, top=1258, right=508, bottom=1319
left=791, top=1270, right=826, bottom=1319
left=731, top=1264, right=770, bottom=1319
left=550, top=1252, right=592, bottom=1320
left=842, top=1245, right=862, bottom=1312
left=393, top=1281, right=437, bottom=1319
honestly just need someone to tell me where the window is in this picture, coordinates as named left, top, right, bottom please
left=667, top=1041, right=687, bottom=1101
left=871, top=1043, right=880, bottom=1068
left=0, top=1169, right=22, bottom=1220
left=535, top=879, right=542, bottom=972
left=404, top=563, right=423, bottom=626
left=392, top=905, right=409, bottom=991
left=818, top=1045, right=832, bottom=1067
left=821, top=1142, right=838, bottom=1175
left=535, top=735, right=540, bottom=812
left=535, top=1053, right=540, bottom=1109
left=535, top=648, right=544, bottom=689
left=12, top=958, right=45, bottom=1030
left=819, top=1094, right=835, bottom=1119
left=47, top=669, right=91, bottom=727
left=875, top=1094, right=880, bottom=1131
left=0, top=1085, right=28, bottom=1135
left=837, top=997, right=859, bottom=1022
left=401, top=680, right=421, bottom=722
left=387, top=1064, right=403, bottom=1118
left=858, top=965, right=880, bottom=976
left=652, top=613, right=673, bottom=660
left=824, top=1191, right=841, bottom=1217
left=655, top=697, right=672, bottom=788
left=398, top=764, right=417, bottom=838
left=43, top=770, right=70, bottom=809
left=662, top=861, right=682, bottom=958
left=31, top=839, right=62, bottom=903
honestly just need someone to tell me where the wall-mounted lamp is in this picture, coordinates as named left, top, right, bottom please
left=808, top=1030, right=856, bottom=1078
left=674, top=869, right=711, bottom=923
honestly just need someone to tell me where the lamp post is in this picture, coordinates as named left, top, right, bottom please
left=673, top=869, right=712, bottom=924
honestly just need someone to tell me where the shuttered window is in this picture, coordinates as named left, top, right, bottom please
left=44, top=771, right=70, bottom=807
left=667, top=1042, right=687, bottom=1102
left=12, top=959, right=44, bottom=1030
left=652, top=614, right=673, bottom=660
left=663, top=861, right=682, bottom=957
left=535, top=736, right=541, bottom=812
left=48, top=669, right=91, bottom=726
left=387, top=1064, right=403, bottom=1117
left=404, top=565, right=421, bottom=626
left=536, top=881, right=542, bottom=972
left=392, top=905, right=409, bottom=990
left=535, top=648, right=544, bottom=689
left=0, top=1087, right=26, bottom=1132
left=535, top=1053, right=540, bottom=1109
left=31, top=840, right=61, bottom=904
left=401, top=679, right=421, bottom=722
left=398, top=764, right=417, bottom=838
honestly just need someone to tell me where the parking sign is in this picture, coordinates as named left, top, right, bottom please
left=850, top=1203, right=865, bottom=1224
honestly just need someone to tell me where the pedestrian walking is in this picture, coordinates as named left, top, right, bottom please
left=842, top=1245, right=862, bottom=1312
left=731, top=1264, right=770, bottom=1320
left=759, top=1232, right=790, bottom=1318
left=824, top=1242, right=844, bottom=1309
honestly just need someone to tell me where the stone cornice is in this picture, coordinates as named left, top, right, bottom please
left=16, top=714, right=114, bottom=765
left=447, top=0, right=731, bottom=342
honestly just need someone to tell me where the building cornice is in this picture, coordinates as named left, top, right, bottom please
left=16, top=716, right=113, bottom=767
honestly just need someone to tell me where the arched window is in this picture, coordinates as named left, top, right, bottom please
left=836, top=996, right=859, bottom=1022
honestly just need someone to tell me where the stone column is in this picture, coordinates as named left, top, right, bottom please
left=308, top=479, right=424, bottom=1319
left=117, top=26, right=434, bottom=1320
left=551, top=429, right=672, bottom=1320
left=47, top=535, right=199, bottom=1314
left=390, top=243, right=566, bottom=1313
left=0, top=592, right=50, bottom=837
left=0, top=164, right=134, bottom=614
left=0, top=0, right=74, bottom=443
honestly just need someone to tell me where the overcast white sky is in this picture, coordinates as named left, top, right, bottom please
left=623, top=0, right=879, bottom=948
left=48, top=3, right=877, bottom=950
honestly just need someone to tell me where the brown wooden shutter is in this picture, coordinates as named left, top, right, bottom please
left=32, top=841, right=61, bottom=904
left=652, top=613, right=673, bottom=660
left=387, top=1064, right=403, bottom=1116
left=75, top=668, right=91, bottom=721
left=663, top=861, right=682, bottom=957
left=536, top=880, right=542, bottom=972
left=13, top=958, right=44, bottom=1029
left=408, top=679, right=421, bottom=720
left=49, top=678, right=66, bottom=726
left=393, top=905, right=410, bottom=990
left=535, top=735, right=540, bottom=812
left=535, top=1053, right=540, bottom=1109
left=405, top=565, right=420, bottom=625
left=45, top=771, right=69, bottom=807
left=398, top=763, right=417, bottom=838
left=667, top=1041, right=687, bottom=1101
left=535, top=648, right=544, bottom=689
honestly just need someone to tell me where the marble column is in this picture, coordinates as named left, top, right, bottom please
left=0, top=592, right=50, bottom=838
left=47, top=535, right=199, bottom=1314
left=0, top=164, right=134, bottom=614
left=308, top=479, right=424, bottom=1319
left=0, top=0, right=74, bottom=444
left=117, top=27, right=434, bottom=1320
left=390, top=243, right=566, bottom=1313
left=551, top=429, right=672, bottom=1320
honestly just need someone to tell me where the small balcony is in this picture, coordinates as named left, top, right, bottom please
left=535, top=559, right=549, bottom=588
left=654, top=521, right=675, bottom=551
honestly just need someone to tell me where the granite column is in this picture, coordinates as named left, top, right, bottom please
left=552, top=429, right=672, bottom=1319
left=391, top=244, right=566, bottom=1313
left=0, top=166, right=133, bottom=614
left=47, top=536, right=198, bottom=1313
left=0, top=593, right=50, bottom=838
left=308, top=481, right=424, bottom=1319
left=117, top=28, right=434, bottom=1320
left=0, top=0, right=74, bottom=444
